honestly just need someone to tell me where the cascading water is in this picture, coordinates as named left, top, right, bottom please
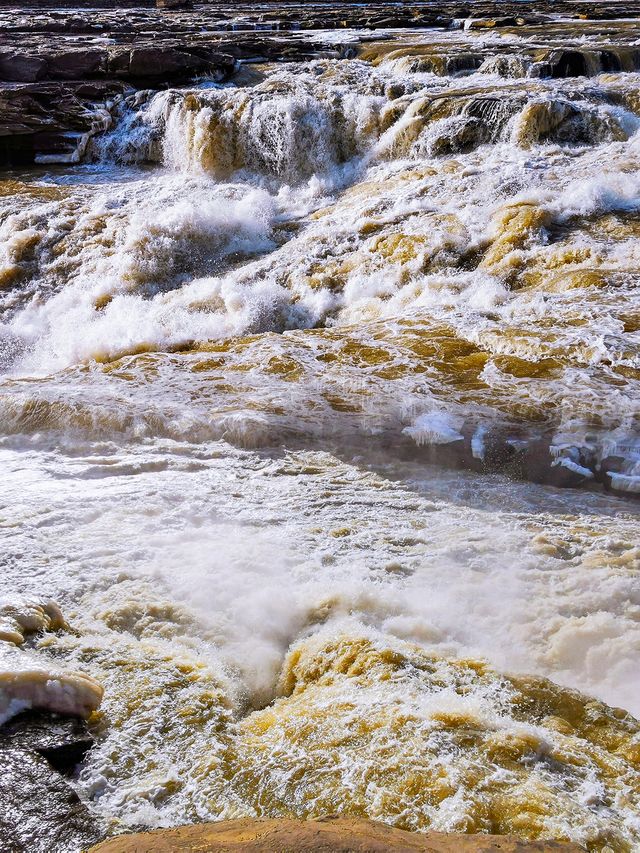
left=1, top=12, right=639, bottom=853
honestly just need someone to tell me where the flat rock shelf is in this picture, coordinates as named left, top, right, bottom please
left=87, top=818, right=588, bottom=852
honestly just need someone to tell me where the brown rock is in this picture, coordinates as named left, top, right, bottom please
left=87, top=818, right=586, bottom=853
left=156, top=0, right=192, bottom=8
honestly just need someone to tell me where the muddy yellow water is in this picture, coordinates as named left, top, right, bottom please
left=0, top=12, right=639, bottom=853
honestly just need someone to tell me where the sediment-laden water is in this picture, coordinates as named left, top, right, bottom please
left=1, top=12, right=639, bottom=852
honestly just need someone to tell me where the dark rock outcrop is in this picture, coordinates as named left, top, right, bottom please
left=0, top=46, right=235, bottom=85
left=0, top=81, right=124, bottom=165
left=108, top=46, right=235, bottom=84
left=0, top=53, right=48, bottom=82
left=0, top=712, right=100, bottom=853
left=0, top=710, right=94, bottom=773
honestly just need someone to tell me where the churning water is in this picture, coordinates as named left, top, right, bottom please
left=1, top=15, right=639, bottom=851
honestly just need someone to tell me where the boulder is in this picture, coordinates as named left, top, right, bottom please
left=464, top=16, right=519, bottom=29
left=1, top=710, right=94, bottom=773
left=129, top=46, right=199, bottom=77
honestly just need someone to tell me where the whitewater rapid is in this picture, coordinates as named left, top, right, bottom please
left=1, top=13, right=639, bottom=851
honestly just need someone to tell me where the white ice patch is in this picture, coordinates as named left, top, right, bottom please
left=471, top=424, right=488, bottom=460
left=403, top=412, right=464, bottom=446
left=0, top=598, right=103, bottom=723
left=0, top=663, right=104, bottom=725
left=552, top=456, right=594, bottom=479
left=608, top=471, right=640, bottom=494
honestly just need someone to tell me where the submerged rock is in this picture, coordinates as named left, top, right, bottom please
left=86, top=817, right=586, bottom=852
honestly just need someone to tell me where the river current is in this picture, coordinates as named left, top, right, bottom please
left=1, top=14, right=639, bottom=851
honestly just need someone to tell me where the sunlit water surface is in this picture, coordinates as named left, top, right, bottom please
left=1, top=17, right=639, bottom=851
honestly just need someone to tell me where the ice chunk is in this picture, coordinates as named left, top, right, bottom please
left=403, top=412, right=464, bottom=446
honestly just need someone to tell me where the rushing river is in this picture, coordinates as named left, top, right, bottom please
left=1, top=13, right=639, bottom=851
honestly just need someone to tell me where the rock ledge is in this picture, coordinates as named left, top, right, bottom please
left=87, top=817, right=585, bottom=852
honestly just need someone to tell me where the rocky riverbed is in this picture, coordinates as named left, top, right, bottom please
left=2, top=1, right=640, bottom=164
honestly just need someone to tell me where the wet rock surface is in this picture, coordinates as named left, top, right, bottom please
left=1, top=710, right=94, bottom=771
left=0, top=81, right=125, bottom=164
left=87, top=817, right=586, bottom=852
left=0, top=712, right=100, bottom=853
left=0, top=45, right=236, bottom=85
